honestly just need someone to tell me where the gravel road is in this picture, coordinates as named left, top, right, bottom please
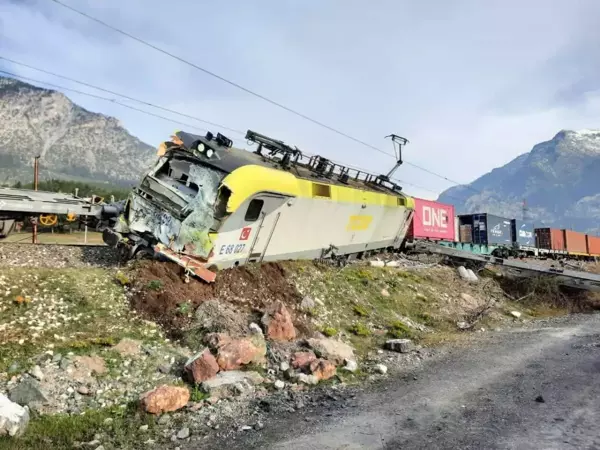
left=215, top=314, right=600, bottom=450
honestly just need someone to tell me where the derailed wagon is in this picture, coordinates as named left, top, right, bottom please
left=104, top=130, right=415, bottom=281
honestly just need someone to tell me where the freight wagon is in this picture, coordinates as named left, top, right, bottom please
left=406, top=202, right=599, bottom=261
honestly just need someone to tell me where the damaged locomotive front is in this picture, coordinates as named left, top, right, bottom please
left=103, top=131, right=233, bottom=278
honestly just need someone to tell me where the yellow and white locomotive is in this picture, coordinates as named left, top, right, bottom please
left=104, top=130, right=415, bottom=281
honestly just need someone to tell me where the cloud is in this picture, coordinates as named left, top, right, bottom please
left=1, top=0, right=600, bottom=200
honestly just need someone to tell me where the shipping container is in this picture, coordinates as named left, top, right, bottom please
left=564, top=229, right=588, bottom=254
left=511, top=220, right=535, bottom=247
left=410, top=198, right=455, bottom=241
left=535, top=228, right=565, bottom=251
left=469, top=213, right=513, bottom=246
left=587, top=235, right=600, bottom=256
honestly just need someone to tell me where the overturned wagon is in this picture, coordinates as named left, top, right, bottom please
left=104, top=130, right=415, bottom=282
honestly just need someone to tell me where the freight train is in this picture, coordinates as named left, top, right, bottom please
left=406, top=197, right=600, bottom=260
left=2, top=128, right=597, bottom=282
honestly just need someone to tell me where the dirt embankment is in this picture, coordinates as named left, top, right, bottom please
left=127, top=258, right=599, bottom=358
left=129, top=261, right=304, bottom=339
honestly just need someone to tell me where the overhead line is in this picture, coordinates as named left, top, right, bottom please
left=0, top=70, right=209, bottom=133
left=49, top=0, right=480, bottom=194
left=0, top=55, right=244, bottom=136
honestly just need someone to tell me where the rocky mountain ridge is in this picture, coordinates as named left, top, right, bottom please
left=0, top=76, right=156, bottom=185
left=438, top=129, right=600, bottom=234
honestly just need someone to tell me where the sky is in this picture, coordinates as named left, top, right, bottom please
left=1, top=0, right=600, bottom=199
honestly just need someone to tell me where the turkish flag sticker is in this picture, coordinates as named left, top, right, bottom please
left=240, top=227, right=251, bottom=241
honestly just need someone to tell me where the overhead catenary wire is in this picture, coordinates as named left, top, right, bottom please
left=1, top=67, right=466, bottom=202
left=0, top=70, right=210, bottom=134
left=49, top=0, right=479, bottom=193
left=0, top=68, right=463, bottom=201
left=0, top=55, right=244, bottom=137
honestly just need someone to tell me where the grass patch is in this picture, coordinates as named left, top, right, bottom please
left=348, top=323, right=371, bottom=336
left=190, top=385, right=210, bottom=402
left=321, top=326, right=338, bottom=337
left=353, top=305, right=369, bottom=317
left=0, top=267, right=160, bottom=372
left=387, top=320, right=413, bottom=339
left=146, top=280, right=163, bottom=291
left=0, top=403, right=157, bottom=450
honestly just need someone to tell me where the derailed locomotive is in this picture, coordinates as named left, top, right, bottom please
left=104, top=130, right=415, bottom=281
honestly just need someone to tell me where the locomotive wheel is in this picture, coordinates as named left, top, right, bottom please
left=39, top=214, right=58, bottom=226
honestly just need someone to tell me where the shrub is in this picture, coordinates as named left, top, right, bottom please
left=349, top=323, right=371, bottom=336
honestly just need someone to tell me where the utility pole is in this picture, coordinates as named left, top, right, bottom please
left=32, top=155, right=40, bottom=244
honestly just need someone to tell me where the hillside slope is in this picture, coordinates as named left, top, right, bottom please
left=438, top=130, right=600, bottom=234
left=0, top=77, right=156, bottom=185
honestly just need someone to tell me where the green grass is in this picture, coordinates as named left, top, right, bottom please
left=287, top=262, right=466, bottom=357
left=146, top=280, right=163, bottom=291
left=0, top=267, right=161, bottom=372
left=348, top=323, right=371, bottom=336
left=321, top=326, right=338, bottom=337
left=0, top=403, right=157, bottom=450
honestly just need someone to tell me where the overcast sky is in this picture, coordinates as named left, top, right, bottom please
left=1, top=0, right=599, bottom=199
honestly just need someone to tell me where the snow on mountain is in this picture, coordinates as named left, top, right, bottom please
left=438, top=129, right=600, bottom=235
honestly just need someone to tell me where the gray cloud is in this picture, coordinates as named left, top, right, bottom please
left=1, top=0, right=599, bottom=199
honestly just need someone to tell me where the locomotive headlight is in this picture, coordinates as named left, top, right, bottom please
left=196, top=143, right=205, bottom=152
left=205, top=148, right=214, bottom=158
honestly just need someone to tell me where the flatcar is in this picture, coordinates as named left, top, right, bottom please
left=104, top=130, right=415, bottom=281
left=406, top=198, right=599, bottom=261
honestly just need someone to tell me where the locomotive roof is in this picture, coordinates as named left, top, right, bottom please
left=169, top=130, right=408, bottom=198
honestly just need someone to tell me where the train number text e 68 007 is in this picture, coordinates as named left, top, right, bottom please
left=218, top=243, right=246, bottom=256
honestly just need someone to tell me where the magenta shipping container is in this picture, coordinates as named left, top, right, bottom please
left=411, top=198, right=455, bottom=241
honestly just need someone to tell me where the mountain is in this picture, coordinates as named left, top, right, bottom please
left=0, top=77, right=156, bottom=186
left=438, top=130, right=600, bottom=235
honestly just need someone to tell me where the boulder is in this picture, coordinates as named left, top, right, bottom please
left=201, top=370, right=264, bottom=399
left=8, top=379, right=47, bottom=408
left=381, top=289, right=390, bottom=297
left=300, top=296, right=316, bottom=311
left=307, top=338, right=355, bottom=365
left=113, top=338, right=142, bottom=357
left=184, top=348, right=219, bottom=383
left=261, top=301, right=296, bottom=341
left=215, top=335, right=266, bottom=370
left=385, top=339, right=414, bottom=353
left=374, top=364, right=388, bottom=375
left=291, top=351, right=317, bottom=370
left=342, top=359, right=358, bottom=373
left=309, top=359, right=337, bottom=381
left=0, top=393, right=30, bottom=437
left=29, top=365, right=44, bottom=381
left=297, top=373, right=319, bottom=385
left=369, top=260, right=385, bottom=267
left=248, top=323, right=263, bottom=335
left=511, top=311, right=522, bottom=319
left=139, top=385, right=190, bottom=414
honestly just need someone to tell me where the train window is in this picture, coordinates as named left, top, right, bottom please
left=312, top=183, right=331, bottom=198
left=245, top=199, right=264, bottom=222
left=397, top=197, right=406, bottom=206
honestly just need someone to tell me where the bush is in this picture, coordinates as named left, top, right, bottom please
left=349, top=323, right=371, bottom=336
left=353, top=305, right=369, bottom=317
left=388, top=320, right=412, bottom=339
left=322, top=326, right=338, bottom=337
left=146, top=280, right=163, bottom=291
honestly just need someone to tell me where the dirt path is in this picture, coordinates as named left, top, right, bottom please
left=203, top=313, right=600, bottom=450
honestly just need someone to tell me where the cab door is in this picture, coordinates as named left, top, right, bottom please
left=240, top=194, right=288, bottom=263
